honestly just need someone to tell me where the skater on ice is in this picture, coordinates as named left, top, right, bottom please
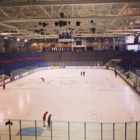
left=41, top=77, right=45, bottom=82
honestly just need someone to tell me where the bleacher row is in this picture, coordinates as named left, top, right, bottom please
left=44, top=51, right=120, bottom=63
left=1, top=50, right=140, bottom=77
left=44, top=50, right=140, bottom=73
left=0, top=52, right=46, bottom=76
left=115, top=51, right=140, bottom=72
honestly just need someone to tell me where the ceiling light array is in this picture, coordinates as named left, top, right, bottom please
left=38, top=22, right=49, bottom=27
left=76, top=21, right=80, bottom=26
left=91, top=28, right=96, bottom=34
left=17, top=38, right=28, bottom=42
left=54, top=12, right=71, bottom=27
left=54, top=20, right=93, bottom=27
left=17, top=38, right=20, bottom=41
left=34, top=29, right=45, bottom=35
left=55, top=21, right=70, bottom=27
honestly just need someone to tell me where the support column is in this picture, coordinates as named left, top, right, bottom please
left=4, top=39, right=11, bottom=53
left=98, top=37, right=101, bottom=51
left=113, top=37, right=115, bottom=51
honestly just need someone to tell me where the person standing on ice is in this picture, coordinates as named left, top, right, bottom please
left=42, top=111, right=48, bottom=127
left=41, top=77, right=45, bottom=82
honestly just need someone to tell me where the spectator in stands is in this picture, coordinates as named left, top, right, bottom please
left=41, top=77, right=45, bottom=82
left=42, top=111, right=48, bottom=127
left=47, top=114, right=52, bottom=130
left=2, top=81, right=6, bottom=90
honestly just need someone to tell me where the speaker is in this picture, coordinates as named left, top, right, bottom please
left=55, top=22, right=59, bottom=26
left=76, top=21, right=80, bottom=26
left=60, top=13, right=64, bottom=18
left=91, top=28, right=96, bottom=33
left=59, top=21, right=63, bottom=27
left=63, top=21, right=67, bottom=26
left=42, top=22, right=47, bottom=27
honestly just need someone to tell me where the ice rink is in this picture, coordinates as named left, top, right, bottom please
left=1, top=68, right=140, bottom=123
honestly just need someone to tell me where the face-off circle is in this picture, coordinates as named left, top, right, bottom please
left=59, top=103, right=132, bottom=122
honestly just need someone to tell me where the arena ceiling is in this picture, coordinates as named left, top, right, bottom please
left=0, top=0, right=140, bottom=39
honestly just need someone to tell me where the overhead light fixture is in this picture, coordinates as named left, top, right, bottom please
left=55, top=22, right=59, bottom=26
left=63, top=21, right=67, bottom=26
left=76, top=21, right=80, bottom=26
left=42, top=22, right=47, bottom=27
left=24, top=39, right=27, bottom=42
left=90, top=20, right=93, bottom=23
left=4, top=37, right=8, bottom=39
left=59, top=21, right=63, bottom=27
left=91, top=28, right=96, bottom=33
left=17, top=38, right=20, bottom=41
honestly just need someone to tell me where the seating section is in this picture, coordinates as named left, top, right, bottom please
left=0, top=53, right=30, bottom=68
left=61, top=52, right=78, bottom=61
left=115, top=51, right=140, bottom=72
left=3, top=50, right=140, bottom=76
left=28, top=51, right=47, bottom=67
left=44, top=51, right=120, bottom=64
left=14, top=52, right=46, bottom=67
left=0, top=53, right=24, bottom=70
left=0, top=52, right=46, bottom=76
left=0, top=63, right=12, bottom=76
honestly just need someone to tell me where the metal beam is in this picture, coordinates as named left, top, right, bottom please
left=0, top=1, right=139, bottom=8
left=107, top=29, right=140, bottom=31
left=0, top=8, right=11, bottom=19
left=110, top=3, right=130, bottom=25
left=25, top=24, right=133, bottom=30
left=14, top=6, right=25, bottom=18
left=82, top=5, right=92, bottom=16
left=1, top=16, right=140, bottom=23
left=40, top=6, right=51, bottom=18
left=0, top=23, right=19, bottom=31
left=54, top=5, right=64, bottom=17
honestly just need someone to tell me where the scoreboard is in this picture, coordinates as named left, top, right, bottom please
left=58, top=29, right=74, bottom=42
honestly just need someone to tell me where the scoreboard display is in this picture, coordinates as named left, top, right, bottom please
left=125, top=36, right=135, bottom=44
left=58, top=29, right=74, bottom=42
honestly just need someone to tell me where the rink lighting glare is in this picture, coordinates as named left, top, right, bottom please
left=17, top=38, right=20, bottom=41
left=4, top=37, right=8, bottom=39
left=24, top=39, right=27, bottom=42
